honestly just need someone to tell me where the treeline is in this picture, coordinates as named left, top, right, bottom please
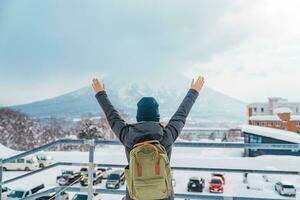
left=0, top=108, right=116, bottom=151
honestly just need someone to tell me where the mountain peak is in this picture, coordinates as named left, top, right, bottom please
left=11, top=83, right=247, bottom=125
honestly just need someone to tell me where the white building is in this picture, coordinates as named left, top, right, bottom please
left=248, top=98, right=300, bottom=133
left=248, top=97, right=300, bottom=116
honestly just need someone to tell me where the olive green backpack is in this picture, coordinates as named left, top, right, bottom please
left=124, top=140, right=172, bottom=200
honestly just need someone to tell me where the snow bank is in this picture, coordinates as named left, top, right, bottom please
left=0, top=143, right=17, bottom=157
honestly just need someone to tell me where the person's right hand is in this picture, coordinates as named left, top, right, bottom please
left=191, top=76, right=205, bottom=92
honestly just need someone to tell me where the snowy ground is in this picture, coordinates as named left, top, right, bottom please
left=1, top=144, right=300, bottom=199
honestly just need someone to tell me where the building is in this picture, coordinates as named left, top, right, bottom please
left=248, top=97, right=300, bottom=133
left=242, top=125, right=300, bottom=157
left=180, top=128, right=243, bottom=142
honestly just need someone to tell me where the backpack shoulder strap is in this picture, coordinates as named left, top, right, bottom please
left=133, top=140, right=160, bottom=148
left=132, top=140, right=161, bottom=176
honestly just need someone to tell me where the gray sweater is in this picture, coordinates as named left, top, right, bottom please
left=95, top=89, right=199, bottom=200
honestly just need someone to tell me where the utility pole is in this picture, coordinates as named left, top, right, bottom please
left=88, top=140, right=95, bottom=200
left=0, top=158, right=3, bottom=200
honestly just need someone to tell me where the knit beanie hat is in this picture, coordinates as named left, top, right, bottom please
left=136, top=97, right=160, bottom=122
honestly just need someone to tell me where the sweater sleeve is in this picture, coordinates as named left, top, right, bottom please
left=163, top=89, right=199, bottom=143
left=95, top=91, right=128, bottom=144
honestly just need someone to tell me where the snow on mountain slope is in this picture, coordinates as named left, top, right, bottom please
left=10, top=80, right=247, bottom=124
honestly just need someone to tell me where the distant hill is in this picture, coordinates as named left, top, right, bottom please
left=11, top=81, right=247, bottom=125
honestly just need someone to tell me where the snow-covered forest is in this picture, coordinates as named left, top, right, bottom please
left=0, top=108, right=116, bottom=151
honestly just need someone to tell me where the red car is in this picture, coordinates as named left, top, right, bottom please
left=212, top=173, right=225, bottom=184
left=209, top=177, right=224, bottom=193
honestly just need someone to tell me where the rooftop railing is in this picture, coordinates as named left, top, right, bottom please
left=0, top=139, right=299, bottom=200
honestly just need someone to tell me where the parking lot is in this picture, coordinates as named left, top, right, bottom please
left=2, top=145, right=300, bottom=199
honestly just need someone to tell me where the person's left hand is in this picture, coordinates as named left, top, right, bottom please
left=92, top=78, right=105, bottom=94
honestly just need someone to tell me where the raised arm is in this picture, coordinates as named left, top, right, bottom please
left=164, top=76, right=204, bottom=143
left=92, top=78, right=128, bottom=143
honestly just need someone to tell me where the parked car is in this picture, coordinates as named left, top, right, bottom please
left=3, top=158, right=39, bottom=171
left=7, top=184, right=44, bottom=200
left=106, top=170, right=125, bottom=189
left=35, top=191, right=69, bottom=200
left=1, top=186, right=11, bottom=200
left=97, top=167, right=113, bottom=179
left=187, top=177, right=205, bottom=192
left=34, top=154, right=53, bottom=168
left=56, top=170, right=81, bottom=186
left=246, top=174, right=264, bottom=191
left=211, top=173, right=225, bottom=184
left=209, top=177, right=224, bottom=193
left=275, top=181, right=296, bottom=197
left=80, top=168, right=88, bottom=176
left=71, top=194, right=102, bottom=200
left=171, top=170, right=176, bottom=187
left=80, top=171, right=103, bottom=186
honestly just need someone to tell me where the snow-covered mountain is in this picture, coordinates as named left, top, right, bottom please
left=10, top=81, right=247, bottom=125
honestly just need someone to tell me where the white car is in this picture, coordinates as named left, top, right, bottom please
left=34, top=154, right=53, bottom=168
left=7, top=184, right=45, bottom=200
left=246, top=174, right=264, bottom=191
left=275, top=181, right=296, bottom=197
left=36, top=191, right=69, bottom=200
left=97, top=167, right=113, bottom=179
left=3, top=158, right=39, bottom=171
left=72, top=193, right=102, bottom=200
left=1, top=186, right=11, bottom=200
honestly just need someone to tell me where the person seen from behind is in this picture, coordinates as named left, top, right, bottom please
left=92, top=76, right=204, bottom=200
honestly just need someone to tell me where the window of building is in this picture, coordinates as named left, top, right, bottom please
left=274, top=121, right=281, bottom=127
left=296, top=121, right=300, bottom=127
left=261, top=107, right=264, bottom=112
left=263, top=122, right=268, bottom=126
left=257, top=122, right=262, bottom=126
left=254, top=107, right=257, bottom=112
left=249, top=135, right=262, bottom=143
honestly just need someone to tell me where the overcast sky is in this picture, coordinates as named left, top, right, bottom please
left=0, top=0, right=300, bottom=106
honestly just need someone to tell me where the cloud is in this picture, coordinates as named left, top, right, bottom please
left=185, top=0, right=300, bottom=102
left=0, top=0, right=300, bottom=105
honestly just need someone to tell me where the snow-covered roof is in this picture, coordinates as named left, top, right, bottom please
left=280, top=181, right=294, bottom=186
left=241, top=125, right=300, bottom=144
left=249, top=115, right=300, bottom=121
left=291, top=115, right=300, bottom=120
left=274, top=107, right=292, bottom=114
left=249, top=115, right=280, bottom=121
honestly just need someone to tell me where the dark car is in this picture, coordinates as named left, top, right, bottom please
left=105, top=170, right=125, bottom=189
left=56, top=170, right=81, bottom=186
left=72, top=194, right=88, bottom=200
left=187, top=177, right=205, bottom=192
